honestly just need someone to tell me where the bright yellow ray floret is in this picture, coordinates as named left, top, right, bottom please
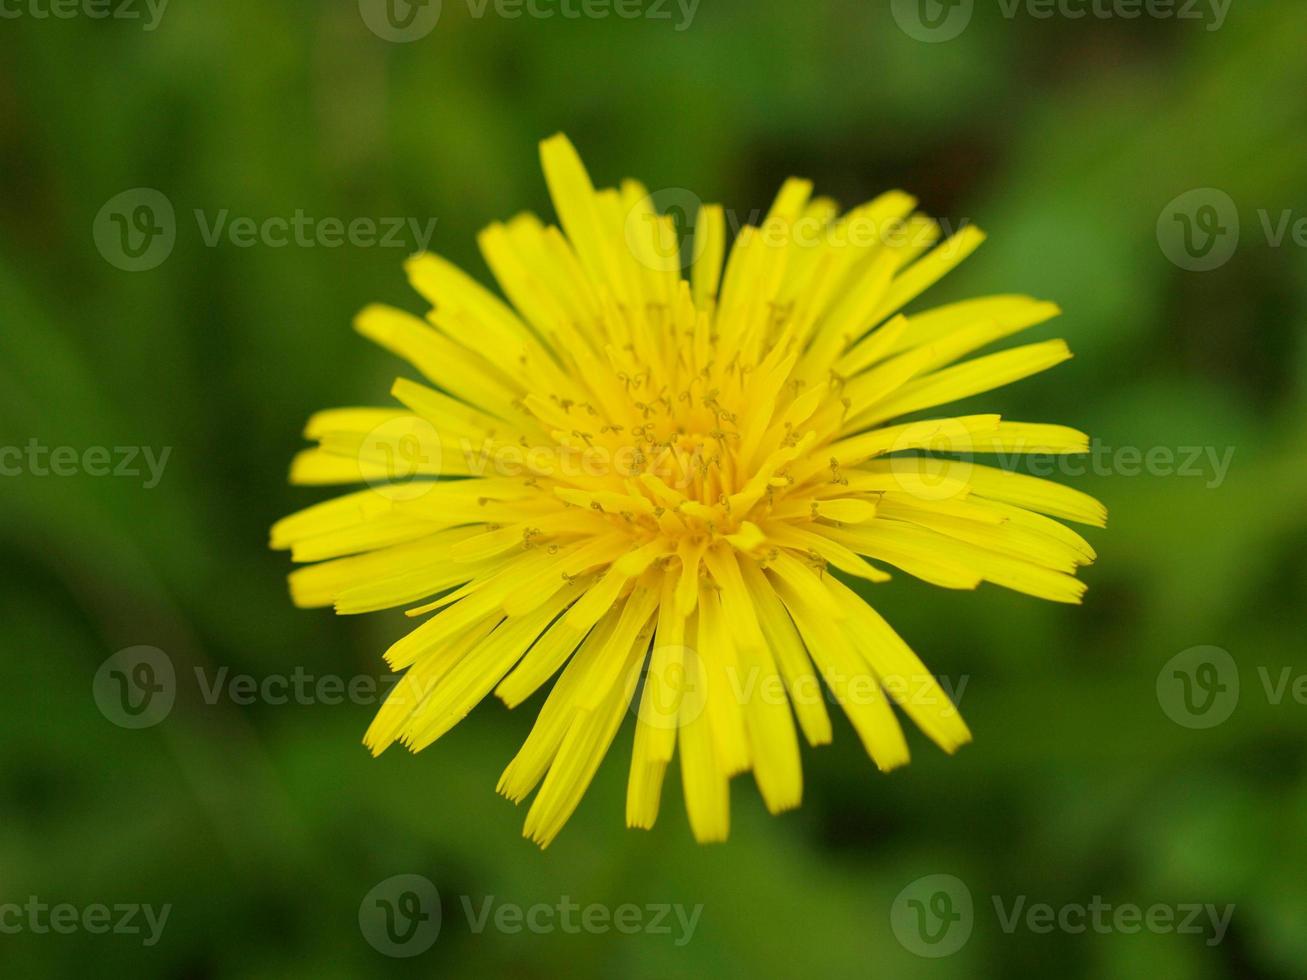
left=272, top=134, right=1106, bottom=848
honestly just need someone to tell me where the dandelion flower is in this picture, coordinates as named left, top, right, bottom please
left=271, top=135, right=1105, bottom=847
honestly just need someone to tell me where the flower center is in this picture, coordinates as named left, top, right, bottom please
left=519, top=362, right=822, bottom=563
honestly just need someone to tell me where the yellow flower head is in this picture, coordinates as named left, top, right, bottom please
left=272, top=134, right=1105, bottom=848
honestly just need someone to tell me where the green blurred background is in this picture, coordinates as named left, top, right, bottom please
left=3, top=1, right=1306, bottom=976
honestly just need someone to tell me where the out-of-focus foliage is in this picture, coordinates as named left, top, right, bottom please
left=2, top=2, right=1305, bottom=976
